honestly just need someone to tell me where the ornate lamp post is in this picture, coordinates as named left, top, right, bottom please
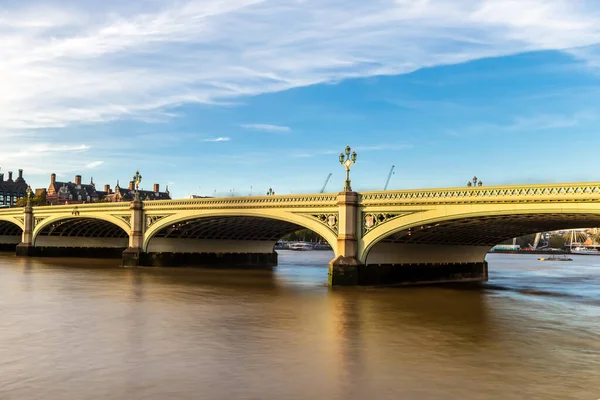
left=266, top=188, right=275, bottom=196
left=25, top=185, right=32, bottom=207
left=132, top=171, right=142, bottom=201
left=339, top=145, right=357, bottom=192
left=467, top=176, right=483, bottom=187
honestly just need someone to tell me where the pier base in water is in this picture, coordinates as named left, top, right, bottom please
left=123, top=251, right=278, bottom=268
left=359, top=261, right=488, bottom=286
left=17, top=246, right=125, bottom=258
left=329, top=260, right=488, bottom=286
left=328, top=256, right=363, bottom=286
left=1, top=243, right=17, bottom=252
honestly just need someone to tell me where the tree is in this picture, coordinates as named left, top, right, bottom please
left=281, top=228, right=324, bottom=242
left=499, top=234, right=536, bottom=248
left=549, top=235, right=566, bottom=249
left=15, top=193, right=47, bottom=207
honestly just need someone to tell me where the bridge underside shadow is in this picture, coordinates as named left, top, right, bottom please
left=360, top=213, right=600, bottom=286
left=0, top=221, right=22, bottom=251
left=140, top=216, right=312, bottom=268
left=25, top=218, right=129, bottom=258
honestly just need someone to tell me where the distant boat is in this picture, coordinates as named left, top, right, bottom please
left=568, top=229, right=599, bottom=255
left=538, top=255, right=573, bottom=262
left=289, top=242, right=314, bottom=251
left=570, top=246, right=600, bottom=255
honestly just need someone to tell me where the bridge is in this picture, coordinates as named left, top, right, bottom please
left=2, top=181, right=600, bottom=286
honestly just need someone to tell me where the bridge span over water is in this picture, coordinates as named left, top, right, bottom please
left=1, top=181, right=600, bottom=286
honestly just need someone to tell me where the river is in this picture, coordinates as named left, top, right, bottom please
left=0, top=251, right=599, bottom=399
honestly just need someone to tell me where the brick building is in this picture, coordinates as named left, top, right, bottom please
left=47, top=174, right=102, bottom=205
left=101, top=181, right=170, bottom=202
left=46, top=173, right=170, bottom=205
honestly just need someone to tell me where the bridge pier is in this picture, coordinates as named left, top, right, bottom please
left=329, top=191, right=364, bottom=285
left=16, top=202, right=35, bottom=257
left=123, top=197, right=145, bottom=267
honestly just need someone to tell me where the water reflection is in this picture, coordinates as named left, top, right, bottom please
left=0, top=252, right=599, bottom=399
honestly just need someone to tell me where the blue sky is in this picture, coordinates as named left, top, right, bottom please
left=2, top=0, right=600, bottom=197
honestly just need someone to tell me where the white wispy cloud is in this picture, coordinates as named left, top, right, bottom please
left=0, top=139, right=94, bottom=175
left=85, top=161, right=104, bottom=169
left=2, top=0, right=600, bottom=174
left=2, top=0, right=599, bottom=136
left=240, top=124, right=292, bottom=133
left=204, top=137, right=231, bottom=142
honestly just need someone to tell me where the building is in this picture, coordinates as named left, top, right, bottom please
left=0, top=169, right=29, bottom=207
left=46, top=173, right=171, bottom=205
left=102, top=181, right=171, bottom=202
left=47, top=174, right=103, bottom=205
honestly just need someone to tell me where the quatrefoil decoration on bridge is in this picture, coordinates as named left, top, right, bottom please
left=363, top=212, right=410, bottom=234
left=308, top=213, right=339, bottom=234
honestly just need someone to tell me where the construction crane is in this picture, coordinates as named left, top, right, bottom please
left=532, top=233, right=541, bottom=250
left=320, top=173, right=332, bottom=193
left=383, top=165, right=395, bottom=190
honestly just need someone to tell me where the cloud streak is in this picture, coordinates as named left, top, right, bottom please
left=204, top=137, right=231, bottom=142
left=85, top=161, right=104, bottom=169
left=1, top=0, right=600, bottom=135
left=240, top=124, right=292, bottom=133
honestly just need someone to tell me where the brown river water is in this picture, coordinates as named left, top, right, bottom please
left=0, top=251, right=599, bottom=400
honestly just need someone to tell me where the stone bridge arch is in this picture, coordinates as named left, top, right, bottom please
left=355, top=202, right=600, bottom=285
left=31, top=214, right=130, bottom=255
left=143, top=209, right=339, bottom=255
left=0, top=217, right=24, bottom=250
left=360, top=203, right=600, bottom=262
left=0, top=215, right=24, bottom=231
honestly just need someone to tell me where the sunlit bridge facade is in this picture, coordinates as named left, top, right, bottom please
left=2, top=181, right=600, bottom=285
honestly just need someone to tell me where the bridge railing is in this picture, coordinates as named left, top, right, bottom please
left=359, top=182, right=600, bottom=205
left=0, top=208, right=25, bottom=217
left=143, top=194, right=339, bottom=210
left=2, top=182, right=599, bottom=215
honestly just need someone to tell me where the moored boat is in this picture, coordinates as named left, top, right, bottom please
left=288, top=242, right=314, bottom=251
left=570, top=246, right=600, bottom=255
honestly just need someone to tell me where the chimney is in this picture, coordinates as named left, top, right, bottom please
left=104, top=184, right=110, bottom=193
left=8, top=171, right=13, bottom=181
left=51, top=173, right=56, bottom=185
left=75, top=175, right=82, bottom=185
left=18, top=169, right=23, bottom=179
left=153, top=183, right=159, bottom=193
left=128, top=181, right=134, bottom=191
left=0, top=173, right=3, bottom=182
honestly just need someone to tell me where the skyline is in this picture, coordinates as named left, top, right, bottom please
left=2, top=1, right=600, bottom=197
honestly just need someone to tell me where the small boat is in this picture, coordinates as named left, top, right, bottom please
left=288, top=242, right=314, bottom=251
left=538, top=255, right=573, bottom=262
left=570, top=246, right=600, bottom=255
left=568, top=230, right=600, bottom=255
